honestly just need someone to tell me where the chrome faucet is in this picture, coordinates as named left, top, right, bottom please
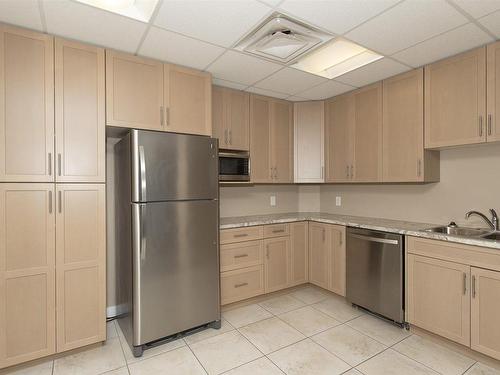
left=465, top=209, right=499, bottom=231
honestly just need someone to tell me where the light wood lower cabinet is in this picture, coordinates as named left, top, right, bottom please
left=55, top=184, right=106, bottom=352
left=264, top=236, right=290, bottom=293
left=290, top=222, right=308, bottom=286
left=220, top=240, right=263, bottom=272
left=0, top=25, right=54, bottom=182
left=308, top=222, right=329, bottom=289
left=0, top=184, right=56, bottom=368
left=471, top=267, right=500, bottom=360
left=220, top=266, right=264, bottom=305
left=328, top=225, right=346, bottom=296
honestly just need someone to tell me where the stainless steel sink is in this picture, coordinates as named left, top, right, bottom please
left=480, top=232, right=500, bottom=241
left=424, top=226, right=491, bottom=237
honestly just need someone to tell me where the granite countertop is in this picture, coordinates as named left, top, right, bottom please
left=220, top=212, right=500, bottom=250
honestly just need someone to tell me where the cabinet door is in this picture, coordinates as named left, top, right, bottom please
left=105, top=50, right=163, bottom=130
left=471, top=267, right=500, bottom=360
left=425, top=47, right=486, bottom=148
left=56, top=184, right=106, bottom=352
left=264, top=237, right=290, bottom=293
left=325, top=94, right=354, bottom=182
left=164, top=64, right=211, bottom=136
left=0, top=184, right=55, bottom=368
left=308, top=223, right=329, bottom=289
left=329, top=225, right=346, bottom=296
left=290, top=222, right=308, bottom=286
left=294, top=101, right=325, bottom=183
left=212, top=86, right=226, bottom=146
left=407, top=254, right=470, bottom=346
left=383, top=69, right=424, bottom=182
left=271, top=99, right=293, bottom=183
left=0, top=25, right=54, bottom=182
left=250, top=95, right=272, bottom=182
left=227, top=89, right=249, bottom=151
left=352, top=83, right=382, bottom=182
left=487, top=41, right=500, bottom=142
left=55, top=39, right=105, bottom=183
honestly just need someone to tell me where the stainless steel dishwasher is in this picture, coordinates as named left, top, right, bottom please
left=346, top=227, right=404, bottom=324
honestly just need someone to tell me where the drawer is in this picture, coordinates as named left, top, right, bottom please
left=221, top=240, right=263, bottom=272
left=220, top=265, right=264, bottom=305
left=220, top=226, right=263, bottom=244
left=263, top=223, right=289, bottom=238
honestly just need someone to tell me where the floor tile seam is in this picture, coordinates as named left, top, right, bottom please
left=461, top=361, right=478, bottom=375
left=184, top=340, right=210, bottom=375
left=231, top=325, right=268, bottom=357
left=346, top=321, right=413, bottom=347
left=264, top=344, right=310, bottom=375
left=308, top=303, right=365, bottom=323
left=388, top=346, right=451, bottom=375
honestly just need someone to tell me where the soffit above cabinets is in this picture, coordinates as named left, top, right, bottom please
left=0, top=0, right=498, bottom=101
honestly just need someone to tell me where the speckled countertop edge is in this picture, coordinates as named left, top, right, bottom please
left=220, top=212, right=500, bottom=250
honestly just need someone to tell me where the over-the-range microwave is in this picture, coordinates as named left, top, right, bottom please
left=219, top=152, right=250, bottom=182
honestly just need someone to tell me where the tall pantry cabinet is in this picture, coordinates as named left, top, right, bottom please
left=0, top=25, right=106, bottom=368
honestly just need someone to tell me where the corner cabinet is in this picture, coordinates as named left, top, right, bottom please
left=294, top=101, right=325, bottom=183
left=0, top=25, right=54, bottom=182
left=250, top=94, right=293, bottom=183
left=425, top=48, right=486, bottom=148
left=487, top=41, right=500, bottom=142
left=290, top=222, right=308, bottom=286
left=212, top=86, right=249, bottom=151
left=106, top=50, right=212, bottom=136
left=382, top=69, right=439, bottom=182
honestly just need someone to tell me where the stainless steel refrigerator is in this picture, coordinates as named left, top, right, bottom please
left=114, top=129, right=220, bottom=357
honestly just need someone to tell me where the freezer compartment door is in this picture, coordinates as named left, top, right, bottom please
left=131, top=129, right=218, bottom=202
left=132, top=200, right=220, bottom=345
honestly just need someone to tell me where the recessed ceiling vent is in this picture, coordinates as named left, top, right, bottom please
left=234, top=13, right=333, bottom=64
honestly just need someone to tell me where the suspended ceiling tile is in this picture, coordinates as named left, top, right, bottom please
left=0, top=0, right=43, bottom=31
left=334, top=58, right=410, bottom=87
left=255, top=67, right=328, bottom=95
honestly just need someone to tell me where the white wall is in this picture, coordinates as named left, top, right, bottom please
left=320, top=143, right=500, bottom=226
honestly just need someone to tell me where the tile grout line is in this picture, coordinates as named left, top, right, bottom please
left=184, top=340, right=210, bottom=375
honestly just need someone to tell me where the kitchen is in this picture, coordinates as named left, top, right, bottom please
left=1, top=0, right=500, bottom=374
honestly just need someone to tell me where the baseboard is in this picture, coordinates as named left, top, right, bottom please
left=106, top=304, right=128, bottom=319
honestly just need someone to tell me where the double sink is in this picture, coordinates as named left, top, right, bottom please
left=425, top=225, right=500, bottom=241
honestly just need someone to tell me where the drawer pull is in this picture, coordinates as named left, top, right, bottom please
left=234, top=233, right=248, bottom=238
left=234, top=254, right=248, bottom=259
left=272, top=229, right=285, bottom=233
left=234, top=282, right=248, bottom=288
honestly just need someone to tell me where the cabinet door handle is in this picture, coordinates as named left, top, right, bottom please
left=488, top=114, right=492, bottom=136
left=339, top=235, right=343, bottom=246
left=57, top=154, right=62, bottom=176
left=224, top=129, right=228, bottom=144
left=463, top=273, right=467, bottom=295
left=417, top=159, right=422, bottom=177
left=229, top=129, right=232, bottom=145
left=479, top=116, right=483, bottom=137
left=472, top=275, right=476, bottom=298
left=234, top=282, right=248, bottom=288
left=160, top=106, right=164, bottom=126
left=48, top=191, right=53, bottom=214
left=350, top=165, right=354, bottom=179
left=234, top=233, right=248, bottom=238
left=234, top=254, right=248, bottom=259
left=275, top=167, right=278, bottom=179
left=346, top=165, right=349, bottom=179
left=165, top=107, right=170, bottom=126
left=48, top=153, right=52, bottom=175
left=272, top=229, right=285, bottom=233
left=322, top=228, right=326, bottom=242
left=266, top=245, right=269, bottom=259
left=321, top=166, right=324, bottom=180
left=58, top=190, right=62, bottom=214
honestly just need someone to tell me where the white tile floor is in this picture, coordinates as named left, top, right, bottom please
left=3, top=284, right=500, bottom=375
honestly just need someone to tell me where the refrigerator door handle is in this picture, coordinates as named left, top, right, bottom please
left=139, top=145, right=147, bottom=201
left=140, top=204, right=147, bottom=262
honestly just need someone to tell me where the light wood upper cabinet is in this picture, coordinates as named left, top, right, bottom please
left=407, top=254, right=470, bottom=346
left=294, top=101, right=324, bottom=183
left=328, top=225, right=346, bottom=296
left=55, top=184, right=106, bottom=352
left=264, top=236, right=290, bottom=293
left=290, top=222, right=308, bottom=286
left=325, top=94, right=354, bottom=183
left=271, top=99, right=293, bottom=183
left=250, top=95, right=271, bottom=182
left=164, top=64, right=211, bottom=136
left=309, top=222, right=329, bottom=289
left=0, top=25, right=54, bottom=182
left=383, top=69, right=439, bottom=182
left=55, top=39, right=105, bottom=183
left=471, top=267, right=500, bottom=360
left=106, top=50, right=164, bottom=130
left=0, top=184, right=56, bottom=368
left=352, top=83, right=382, bottom=182
left=425, top=47, right=486, bottom=148
left=487, top=41, right=500, bottom=142
left=213, top=86, right=249, bottom=150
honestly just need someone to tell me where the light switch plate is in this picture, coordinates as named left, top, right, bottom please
left=336, top=196, right=341, bottom=206
left=270, top=195, right=276, bottom=207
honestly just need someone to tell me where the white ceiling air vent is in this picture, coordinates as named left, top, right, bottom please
left=234, top=14, right=333, bottom=64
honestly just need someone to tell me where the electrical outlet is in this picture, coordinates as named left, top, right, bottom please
left=270, top=195, right=276, bottom=207
left=336, top=196, right=342, bottom=206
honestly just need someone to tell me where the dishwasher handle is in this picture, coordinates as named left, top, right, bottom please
left=349, top=233, right=399, bottom=245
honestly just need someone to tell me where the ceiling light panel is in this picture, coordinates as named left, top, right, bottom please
left=291, top=38, right=383, bottom=79
left=75, top=0, right=158, bottom=22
